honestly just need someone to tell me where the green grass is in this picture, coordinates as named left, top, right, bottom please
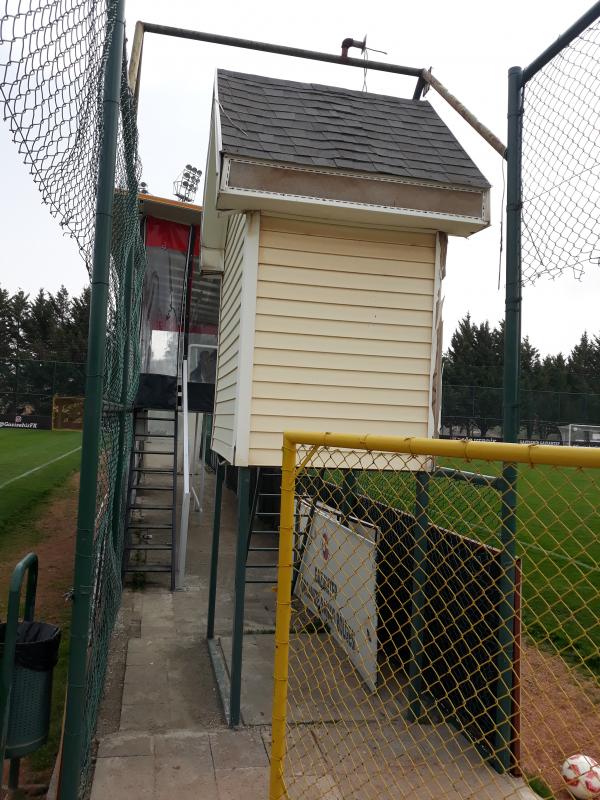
left=324, top=458, right=600, bottom=677
left=0, top=432, right=81, bottom=781
left=0, top=429, right=82, bottom=539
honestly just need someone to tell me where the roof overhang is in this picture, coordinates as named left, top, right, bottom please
left=201, top=102, right=490, bottom=267
left=138, top=193, right=202, bottom=226
left=200, top=90, right=226, bottom=271
left=218, top=157, right=489, bottom=236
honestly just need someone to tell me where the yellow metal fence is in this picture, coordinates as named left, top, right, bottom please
left=270, top=433, right=600, bottom=800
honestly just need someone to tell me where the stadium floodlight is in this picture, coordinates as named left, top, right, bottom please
left=559, top=423, right=600, bottom=446
left=173, top=164, right=202, bottom=203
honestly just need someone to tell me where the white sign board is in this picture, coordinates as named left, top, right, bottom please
left=296, top=505, right=378, bottom=692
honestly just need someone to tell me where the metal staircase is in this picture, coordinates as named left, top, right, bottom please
left=123, top=410, right=178, bottom=590
left=245, top=467, right=282, bottom=586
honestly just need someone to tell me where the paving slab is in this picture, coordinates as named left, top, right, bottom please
left=209, top=728, right=269, bottom=770
left=90, top=754, right=155, bottom=800
left=96, top=732, right=153, bottom=759
left=215, top=766, right=270, bottom=800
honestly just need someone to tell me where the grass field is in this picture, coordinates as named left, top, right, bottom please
left=325, top=457, right=600, bottom=677
left=0, top=429, right=82, bottom=541
left=0, top=429, right=82, bottom=784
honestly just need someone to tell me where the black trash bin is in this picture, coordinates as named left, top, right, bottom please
left=0, top=620, right=61, bottom=758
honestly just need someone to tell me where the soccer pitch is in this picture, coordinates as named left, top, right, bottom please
left=0, top=429, right=82, bottom=538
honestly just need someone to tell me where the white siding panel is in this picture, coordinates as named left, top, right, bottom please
left=252, top=364, right=431, bottom=391
left=255, top=314, right=432, bottom=344
left=259, top=263, right=434, bottom=295
left=258, top=281, right=433, bottom=311
left=211, top=213, right=246, bottom=461
left=260, top=231, right=435, bottom=263
left=255, top=297, right=432, bottom=328
left=249, top=216, right=438, bottom=466
left=260, top=216, right=436, bottom=247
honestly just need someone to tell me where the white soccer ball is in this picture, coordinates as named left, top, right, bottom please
left=562, top=754, right=600, bottom=799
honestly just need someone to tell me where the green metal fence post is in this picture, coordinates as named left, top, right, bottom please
left=60, top=3, right=126, bottom=797
left=340, top=469, right=357, bottom=524
left=496, top=64, right=524, bottom=773
left=207, top=460, right=224, bottom=639
left=406, top=471, right=430, bottom=723
left=230, top=467, right=250, bottom=727
left=111, top=246, right=135, bottom=551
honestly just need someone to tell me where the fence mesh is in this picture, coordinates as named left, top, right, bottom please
left=272, top=437, right=600, bottom=800
left=1, top=0, right=145, bottom=792
left=521, top=16, right=600, bottom=283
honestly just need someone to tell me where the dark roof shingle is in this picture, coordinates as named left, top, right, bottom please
left=216, top=70, right=490, bottom=190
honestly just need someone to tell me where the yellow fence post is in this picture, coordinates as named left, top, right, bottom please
left=269, top=434, right=297, bottom=800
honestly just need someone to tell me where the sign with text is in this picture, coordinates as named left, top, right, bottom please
left=0, top=414, right=51, bottom=430
left=297, top=504, right=378, bottom=692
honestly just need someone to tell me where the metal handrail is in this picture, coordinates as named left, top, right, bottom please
left=0, top=552, right=39, bottom=791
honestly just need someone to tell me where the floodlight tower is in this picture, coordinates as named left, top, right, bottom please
left=173, top=164, right=202, bottom=203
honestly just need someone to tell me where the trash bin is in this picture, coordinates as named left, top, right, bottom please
left=0, top=620, right=61, bottom=758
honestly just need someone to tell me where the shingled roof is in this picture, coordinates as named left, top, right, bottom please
left=216, top=70, right=490, bottom=190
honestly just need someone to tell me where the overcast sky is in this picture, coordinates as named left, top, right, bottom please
left=2, top=0, right=599, bottom=356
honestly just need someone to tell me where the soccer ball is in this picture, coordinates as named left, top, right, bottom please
left=562, top=754, right=600, bottom=799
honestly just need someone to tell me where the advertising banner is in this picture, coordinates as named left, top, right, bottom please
left=297, top=504, right=378, bottom=691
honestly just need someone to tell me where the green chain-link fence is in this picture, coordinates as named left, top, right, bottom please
left=1, top=1, right=145, bottom=796
left=520, top=9, right=600, bottom=284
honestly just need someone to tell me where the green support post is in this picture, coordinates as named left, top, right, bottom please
left=406, top=471, right=430, bottom=723
left=230, top=467, right=250, bottom=727
left=496, top=65, right=524, bottom=773
left=112, top=246, right=135, bottom=551
left=340, top=469, right=357, bottom=525
left=207, top=460, right=225, bottom=640
left=60, top=3, right=126, bottom=798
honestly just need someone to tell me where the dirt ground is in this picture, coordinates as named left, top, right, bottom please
left=1, top=472, right=79, bottom=797
left=521, top=641, right=600, bottom=799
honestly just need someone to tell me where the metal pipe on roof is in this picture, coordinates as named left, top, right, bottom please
left=420, top=70, right=507, bottom=159
left=135, top=22, right=421, bottom=84
left=128, top=22, right=507, bottom=160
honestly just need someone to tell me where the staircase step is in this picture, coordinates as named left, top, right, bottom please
left=251, top=530, right=279, bottom=535
left=246, top=563, right=277, bottom=569
left=127, top=523, right=172, bottom=530
left=132, top=449, right=175, bottom=455
left=134, top=433, right=175, bottom=439
left=131, top=468, right=173, bottom=474
left=141, top=416, right=176, bottom=421
left=126, top=543, right=173, bottom=551
left=124, top=564, right=172, bottom=573
left=133, top=486, right=173, bottom=491
left=128, top=504, right=173, bottom=511
left=246, top=579, right=276, bottom=585
left=249, top=547, right=279, bottom=552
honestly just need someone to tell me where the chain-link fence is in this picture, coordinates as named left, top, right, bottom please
left=441, top=385, right=600, bottom=442
left=1, top=1, right=145, bottom=795
left=0, top=358, right=85, bottom=427
left=270, top=433, right=599, bottom=800
left=520, top=10, right=600, bottom=283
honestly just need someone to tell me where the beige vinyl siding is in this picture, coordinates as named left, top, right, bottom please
left=212, top=213, right=246, bottom=461
left=248, top=215, right=437, bottom=465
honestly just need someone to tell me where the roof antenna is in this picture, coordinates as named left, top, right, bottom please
left=341, top=36, right=366, bottom=58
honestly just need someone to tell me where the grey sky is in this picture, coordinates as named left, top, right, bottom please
left=1, top=0, right=599, bottom=355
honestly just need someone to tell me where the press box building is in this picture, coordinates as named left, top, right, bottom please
left=201, top=70, right=490, bottom=467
